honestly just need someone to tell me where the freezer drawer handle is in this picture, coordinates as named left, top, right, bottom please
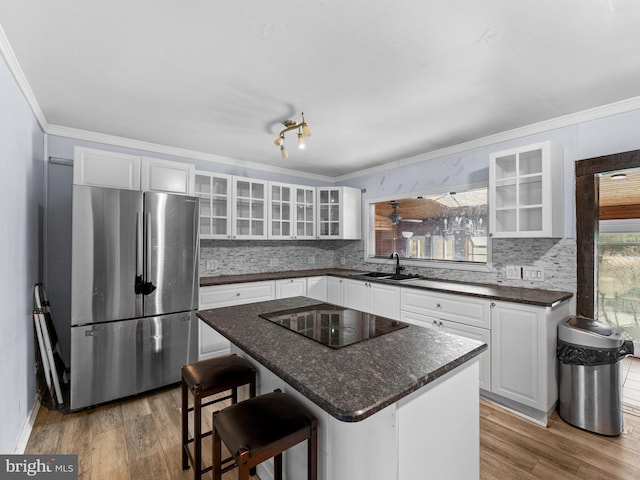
left=85, top=330, right=98, bottom=337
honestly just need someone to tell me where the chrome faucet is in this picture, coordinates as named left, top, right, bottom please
left=390, top=252, right=404, bottom=275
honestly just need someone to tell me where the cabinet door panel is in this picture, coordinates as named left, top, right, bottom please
left=401, top=288, right=490, bottom=328
left=306, top=276, right=328, bottom=301
left=342, top=279, right=367, bottom=311
left=275, top=278, right=307, bottom=298
left=73, top=147, right=141, bottom=190
left=141, top=157, right=194, bottom=195
left=370, top=283, right=400, bottom=319
left=440, top=319, right=491, bottom=391
left=491, top=302, right=541, bottom=408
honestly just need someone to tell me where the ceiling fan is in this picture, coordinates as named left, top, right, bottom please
left=388, top=200, right=422, bottom=225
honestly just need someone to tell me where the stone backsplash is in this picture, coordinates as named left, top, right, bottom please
left=200, top=237, right=577, bottom=294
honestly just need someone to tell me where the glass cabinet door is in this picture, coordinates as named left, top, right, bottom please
left=233, top=177, right=267, bottom=238
left=295, top=186, right=316, bottom=239
left=490, top=141, right=562, bottom=238
left=269, top=183, right=293, bottom=239
left=318, top=188, right=342, bottom=237
left=195, top=172, right=231, bottom=239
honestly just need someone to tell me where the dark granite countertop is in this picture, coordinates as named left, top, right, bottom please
left=200, top=268, right=572, bottom=307
left=197, top=296, right=487, bottom=422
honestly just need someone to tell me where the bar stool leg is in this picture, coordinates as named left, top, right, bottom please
left=193, top=385, right=202, bottom=480
left=274, top=453, right=283, bottom=480
left=309, top=419, right=318, bottom=480
left=212, top=413, right=222, bottom=480
left=237, top=448, right=251, bottom=480
left=181, top=379, right=189, bottom=470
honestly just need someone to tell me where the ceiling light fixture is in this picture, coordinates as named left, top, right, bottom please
left=273, top=112, right=311, bottom=158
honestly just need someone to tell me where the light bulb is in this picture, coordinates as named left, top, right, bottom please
left=298, top=131, right=305, bottom=149
left=274, top=136, right=284, bottom=147
left=280, top=144, right=288, bottom=158
left=302, top=122, right=311, bottom=137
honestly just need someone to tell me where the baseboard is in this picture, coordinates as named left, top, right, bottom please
left=14, top=395, right=40, bottom=453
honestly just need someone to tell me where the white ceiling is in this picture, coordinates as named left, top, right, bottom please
left=2, top=0, right=640, bottom=179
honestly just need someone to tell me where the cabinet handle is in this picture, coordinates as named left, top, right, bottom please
left=438, top=321, right=443, bottom=327
left=236, top=293, right=240, bottom=296
left=490, top=302, right=496, bottom=308
left=436, top=303, right=442, bottom=308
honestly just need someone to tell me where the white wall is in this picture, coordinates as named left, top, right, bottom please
left=0, top=54, right=45, bottom=452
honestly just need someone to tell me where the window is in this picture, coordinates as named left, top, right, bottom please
left=366, top=186, right=489, bottom=268
left=598, top=219, right=640, bottom=345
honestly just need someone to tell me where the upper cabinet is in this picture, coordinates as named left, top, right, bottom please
left=489, top=141, right=563, bottom=238
left=294, top=185, right=316, bottom=239
left=73, top=147, right=195, bottom=195
left=317, top=186, right=362, bottom=239
left=268, top=182, right=294, bottom=240
left=140, top=157, right=195, bottom=195
left=195, top=172, right=232, bottom=239
left=233, top=177, right=268, bottom=239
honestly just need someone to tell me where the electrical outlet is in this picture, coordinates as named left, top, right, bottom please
left=308, top=255, right=316, bottom=264
left=340, top=257, right=346, bottom=265
left=523, top=266, right=544, bottom=281
left=206, top=259, right=217, bottom=270
left=269, top=258, right=278, bottom=267
left=505, top=265, right=521, bottom=279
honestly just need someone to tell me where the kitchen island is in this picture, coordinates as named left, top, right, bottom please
left=197, top=296, right=487, bottom=480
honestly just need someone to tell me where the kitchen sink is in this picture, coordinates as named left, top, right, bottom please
left=351, top=272, right=420, bottom=281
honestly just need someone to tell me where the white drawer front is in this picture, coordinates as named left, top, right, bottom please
left=401, top=288, right=490, bottom=329
left=200, top=281, right=275, bottom=309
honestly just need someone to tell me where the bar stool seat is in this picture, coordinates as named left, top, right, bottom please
left=213, top=391, right=317, bottom=480
left=182, top=354, right=256, bottom=480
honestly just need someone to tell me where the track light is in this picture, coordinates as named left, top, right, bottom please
left=273, top=112, right=310, bottom=157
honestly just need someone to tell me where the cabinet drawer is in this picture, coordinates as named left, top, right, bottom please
left=400, top=288, right=490, bottom=329
left=200, top=281, right=275, bottom=309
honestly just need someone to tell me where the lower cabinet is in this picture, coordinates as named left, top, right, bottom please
left=400, top=290, right=491, bottom=391
left=342, top=278, right=400, bottom=319
left=401, top=287, right=571, bottom=423
left=490, top=300, right=570, bottom=414
left=275, top=277, right=307, bottom=298
left=306, top=276, right=328, bottom=301
left=327, top=277, right=344, bottom=305
left=198, top=281, right=276, bottom=359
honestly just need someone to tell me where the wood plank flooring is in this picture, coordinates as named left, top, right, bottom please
left=25, top=385, right=640, bottom=479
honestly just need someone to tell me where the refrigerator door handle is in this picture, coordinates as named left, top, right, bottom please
left=135, top=212, right=145, bottom=295
left=142, top=212, right=157, bottom=295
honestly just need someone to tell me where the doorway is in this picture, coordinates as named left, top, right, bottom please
left=576, top=152, right=640, bottom=409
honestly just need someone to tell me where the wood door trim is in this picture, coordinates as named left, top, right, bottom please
left=575, top=149, right=640, bottom=318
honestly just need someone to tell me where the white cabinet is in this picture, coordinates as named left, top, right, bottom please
left=73, top=147, right=194, bottom=194
left=140, top=157, right=195, bottom=195
left=275, top=278, right=307, bottom=298
left=195, top=171, right=232, bottom=239
left=198, top=281, right=275, bottom=359
left=268, top=182, right=294, bottom=239
left=489, top=141, right=563, bottom=238
left=294, top=185, right=316, bottom=239
left=327, top=277, right=344, bottom=305
left=343, top=278, right=400, bottom=319
left=490, top=299, right=570, bottom=413
left=233, top=177, right=268, bottom=239
left=306, top=276, right=328, bottom=301
left=316, top=186, right=362, bottom=239
left=73, top=147, right=141, bottom=190
left=401, top=288, right=491, bottom=390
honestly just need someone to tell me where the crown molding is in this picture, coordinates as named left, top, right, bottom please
left=336, top=95, right=640, bottom=182
left=46, top=124, right=335, bottom=183
left=0, top=24, right=48, bottom=132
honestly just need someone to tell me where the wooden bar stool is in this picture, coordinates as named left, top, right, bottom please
left=181, top=354, right=256, bottom=480
left=213, top=390, right=318, bottom=480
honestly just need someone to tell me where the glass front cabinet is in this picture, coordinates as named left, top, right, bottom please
left=489, top=141, right=563, bottom=238
left=195, top=172, right=232, bottom=239
left=233, top=176, right=267, bottom=239
left=317, top=186, right=362, bottom=239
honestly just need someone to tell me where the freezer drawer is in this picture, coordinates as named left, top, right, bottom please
left=70, top=312, right=197, bottom=410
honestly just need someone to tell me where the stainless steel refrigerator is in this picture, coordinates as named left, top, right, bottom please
left=70, top=185, right=199, bottom=410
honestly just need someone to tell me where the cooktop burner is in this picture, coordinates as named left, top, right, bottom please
left=259, top=303, right=409, bottom=349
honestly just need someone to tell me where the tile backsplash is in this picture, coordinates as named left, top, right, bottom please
left=200, top=237, right=577, bottom=294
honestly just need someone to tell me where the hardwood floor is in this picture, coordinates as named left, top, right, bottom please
left=26, top=386, right=640, bottom=479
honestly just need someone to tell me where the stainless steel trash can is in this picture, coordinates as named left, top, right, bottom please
left=557, top=316, right=634, bottom=436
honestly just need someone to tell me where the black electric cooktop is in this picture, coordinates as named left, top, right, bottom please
left=259, top=303, right=409, bottom=349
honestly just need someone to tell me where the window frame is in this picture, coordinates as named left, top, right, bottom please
left=363, top=183, right=493, bottom=273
